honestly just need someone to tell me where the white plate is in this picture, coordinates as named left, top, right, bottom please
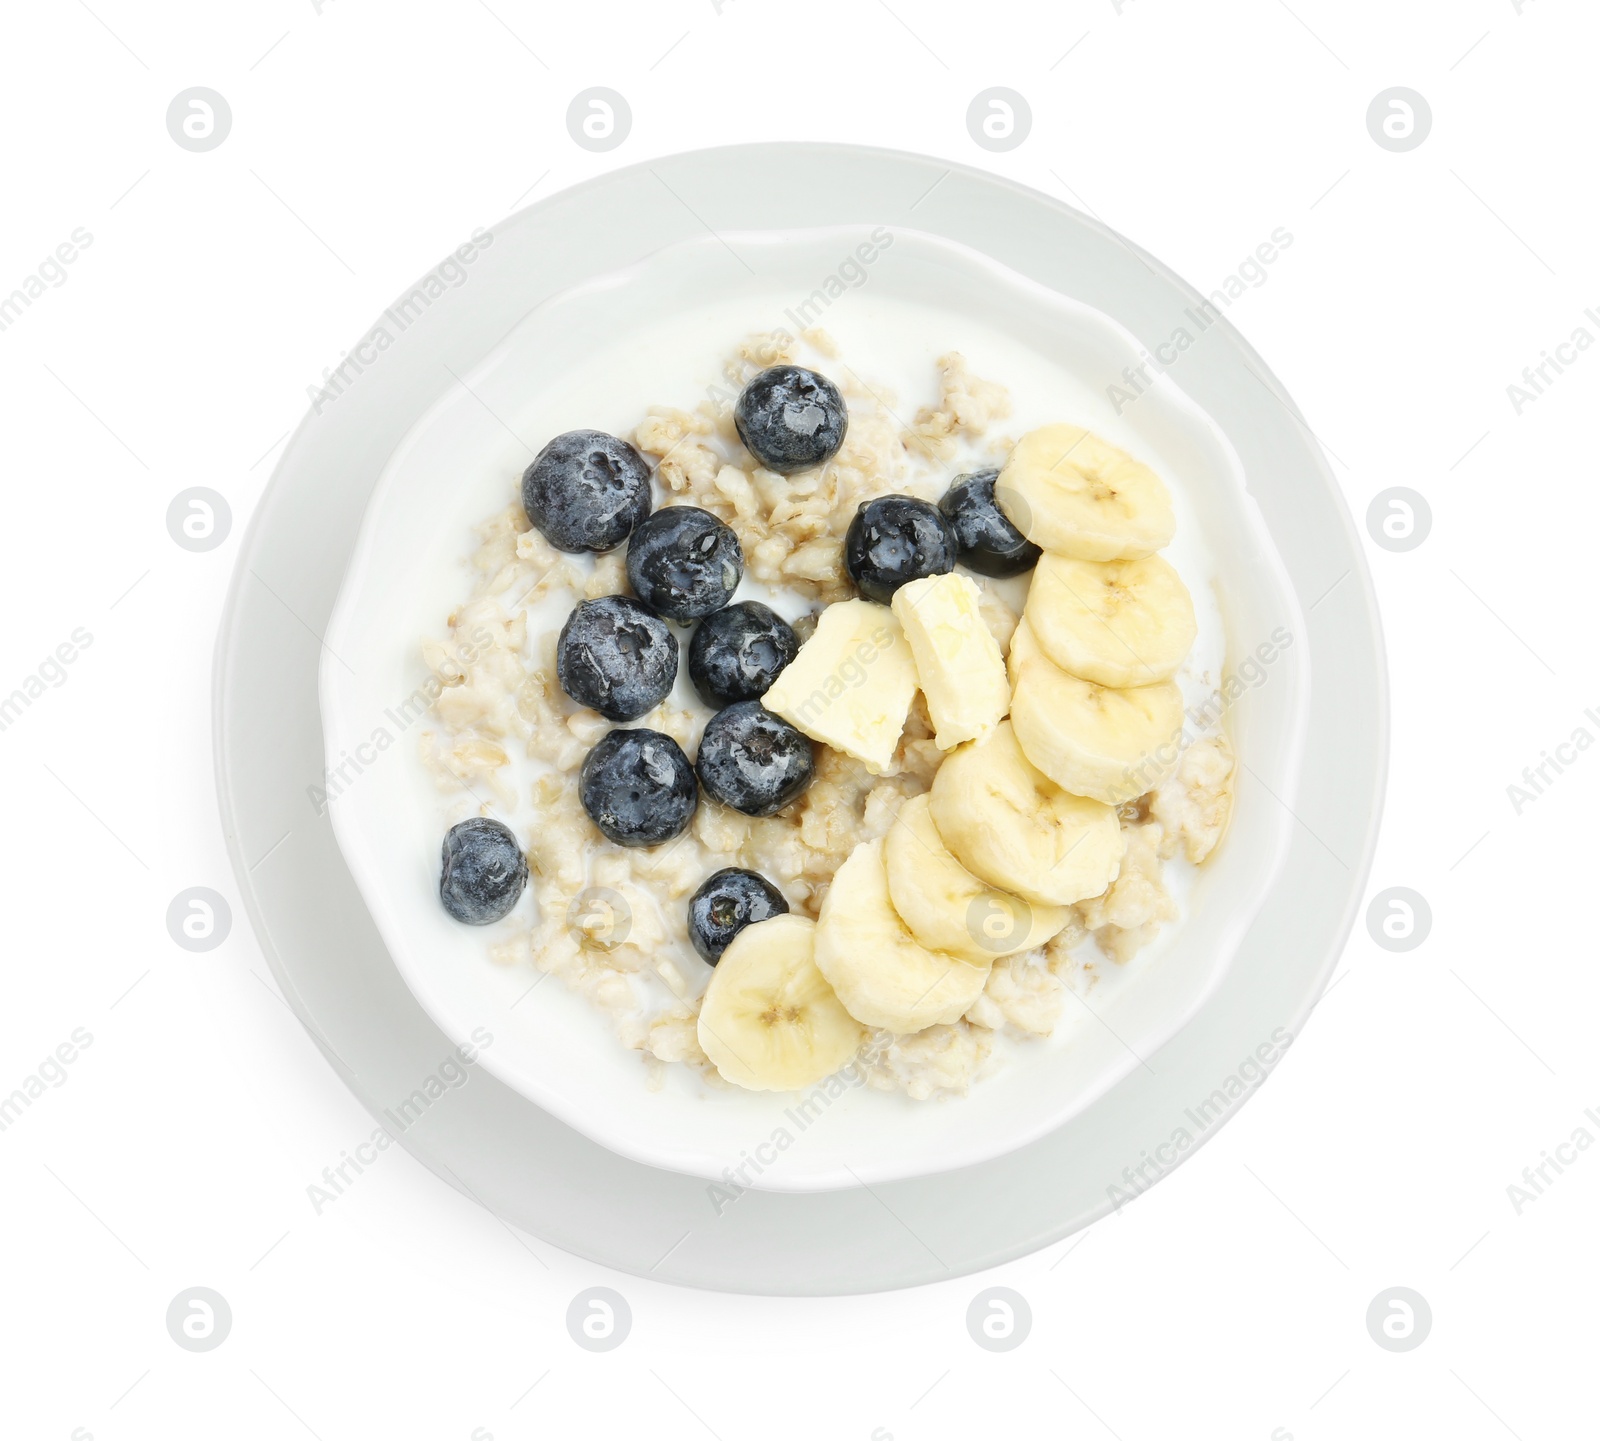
left=319, top=226, right=1308, bottom=1191
left=215, top=143, right=1384, bottom=1293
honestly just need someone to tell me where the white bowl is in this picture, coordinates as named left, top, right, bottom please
left=320, top=225, right=1307, bottom=1192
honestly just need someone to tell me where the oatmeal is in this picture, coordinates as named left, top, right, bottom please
left=421, top=331, right=1236, bottom=1101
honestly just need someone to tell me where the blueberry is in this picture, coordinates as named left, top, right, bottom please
left=521, top=429, right=653, bottom=554
left=626, top=505, right=743, bottom=622
left=439, top=817, right=527, bottom=925
left=734, top=365, right=848, bottom=475
left=579, top=728, right=698, bottom=847
left=695, top=701, right=815, bottom=817
left=557, top=595, right=678, bottom=722
left=687, top=601, right=799, bottom=709
left=688, top=867, right=789, bottom=964
left=844, top=494, right=959, bottom=603
left=939, top=468, right=1042, bottom=578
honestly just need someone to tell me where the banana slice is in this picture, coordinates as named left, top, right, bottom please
left=1010, top=646, right=1185, bottom=805
left=996, top=424, right=1175, bottom=560
left=885, top=793, right=1070, bottom=962
left=890, top=572, right=1010, bottom=750
left=763, top=599, right=917, bottom=775
left=1024, top=552, right=1196, bottom=688
left=697, top=914, right=866, bottom=1092
left=814, top=837, right=989, bottom=1033
left=929, top=720, right=1124, bottom=907
left=1006, top=612, right=1045, bottom=683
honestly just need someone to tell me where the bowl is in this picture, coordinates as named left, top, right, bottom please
left=320, top=224, right=1307, bottom=1191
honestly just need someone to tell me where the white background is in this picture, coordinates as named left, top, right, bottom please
left=1, top=0, right=1594, bottom=1437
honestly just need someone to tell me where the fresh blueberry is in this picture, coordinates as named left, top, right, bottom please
left=844, top=494, right=959, bottom=603
left=521, top=429, right=653, bottom=554
left=695, top=701, right=815, bottom=817
left=439, top=817, right=527, bottom=925
left=626, top=505, right=743, bottom=622
left=579, top=728, right=698, bottom=847
left=557, top=595, right=678, bottom=722
left=734, top=365, right=848, bottom=474
left=688, top=867, right=789, bottom=964
left=687, top=601, right=799, bottom=709
left=939, top=468, right=1042, bottom=578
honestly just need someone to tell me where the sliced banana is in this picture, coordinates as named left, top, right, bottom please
left=763, top=598, right=917, bottom=775
left=885, top=793, right=1070, bottom=963
left=1025, top=552, right=1196, bottom=688
left=996, top=424, right=1175, bottom=560
left=1006, top=612, right=1045, bottom=683
left=1010, top=646, right=1185, bottom=805
left=929, top=720, right=1124, bottom=907
left=890, top=572, right=1010, bottom=750
left=814, top=837, right=990, bottom=1034
left=697, top=914, right=866, bottom=1092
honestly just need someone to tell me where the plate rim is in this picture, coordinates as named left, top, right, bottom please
left=213, top=140, right=1388, bottom=1294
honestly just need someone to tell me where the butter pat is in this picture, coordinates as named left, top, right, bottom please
left=891, top=573, right=1010, bottom=750
left=763, top=599, right=917, bottom=774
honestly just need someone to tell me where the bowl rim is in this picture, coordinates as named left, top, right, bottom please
left=317, top=215, right=1313, bottom=1190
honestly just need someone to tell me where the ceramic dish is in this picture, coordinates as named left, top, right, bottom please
left=319, top=227, right=1307, bottom=1191
left=216, top=144, right=1383, bottom=1292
